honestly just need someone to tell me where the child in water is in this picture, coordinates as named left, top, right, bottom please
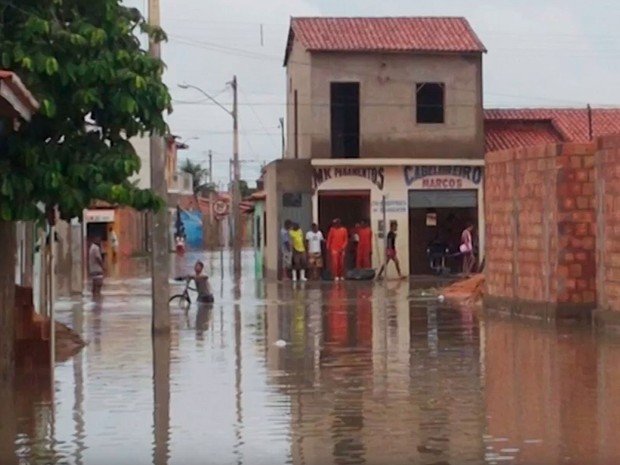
left=192, top=260, right=214, bottom=304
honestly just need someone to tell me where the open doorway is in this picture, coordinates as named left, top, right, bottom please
left=408, top=190, right=478, bottom=275
left=330, top=82, right=360, bottom=158
left=318, top=190, right=370, bottom=234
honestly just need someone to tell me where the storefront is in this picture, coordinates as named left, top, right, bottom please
left=311, top=159, right=485, bottom=277
left=404, top=164, right=484, bottom=275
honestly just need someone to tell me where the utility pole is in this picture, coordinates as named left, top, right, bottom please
left=231, top=76, right=242, bottom=277
left=148, top=0, right=170, bottom=334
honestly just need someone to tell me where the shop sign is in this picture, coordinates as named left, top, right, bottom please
left=313, top=167, right=385, bottom=190
left=84, top=208, right=115, bottom=223
left=403, top=165, right=483, bottom=189
left=371, top=200, right=407, bottom=213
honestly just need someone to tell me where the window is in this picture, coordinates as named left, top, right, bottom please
left=416, top=82, right=445, bottom=124
left=330, top=82, right=360, bottom=158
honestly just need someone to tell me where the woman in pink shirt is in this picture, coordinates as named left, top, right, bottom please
left=460, top=222, right=475, bottom=276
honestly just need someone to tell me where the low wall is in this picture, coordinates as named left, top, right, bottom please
left=485, top=142, right=597, bottom=321
left=595, top=135, right=620, bottom=330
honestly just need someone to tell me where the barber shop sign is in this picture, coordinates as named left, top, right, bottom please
left=403, top=165, right=483, bottom=189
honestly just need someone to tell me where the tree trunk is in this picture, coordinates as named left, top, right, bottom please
left=0, top=220, right=17, bottom=463
left=0, top=220, right=16, bottom=386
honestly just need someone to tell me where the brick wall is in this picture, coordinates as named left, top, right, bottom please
left=595, top=135, right=620, bottom=326
left=115, top=207, right=147, bottom=257
left=485, top=142, right=596, bottom=319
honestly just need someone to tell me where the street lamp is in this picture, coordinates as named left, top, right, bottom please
left=178, top=80, right=242, bottom=277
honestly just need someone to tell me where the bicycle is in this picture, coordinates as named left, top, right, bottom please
left=169, top=276, right=195, bottom=310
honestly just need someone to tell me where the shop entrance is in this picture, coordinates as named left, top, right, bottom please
left=318, top=190, right=371, bottom=234
left=408, top=190, right=478, bottom=275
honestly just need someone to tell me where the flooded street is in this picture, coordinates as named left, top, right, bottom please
left=5, top=250, right=620, bottom=465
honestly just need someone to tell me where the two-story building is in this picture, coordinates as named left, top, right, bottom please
left=267, top=16, right=486, bottom=276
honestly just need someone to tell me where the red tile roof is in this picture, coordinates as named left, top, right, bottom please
left=484, top=108, right=620, bottom=152
left=0, top=70, right=39, bottom=118
left=285, top=17, right=486, bottom=65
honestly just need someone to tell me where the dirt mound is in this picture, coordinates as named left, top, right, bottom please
left=442, top=274, right=484, bottom=305
left=15, top=285, right=86, bottom=363
left=32, top=314, right=87, bottom=362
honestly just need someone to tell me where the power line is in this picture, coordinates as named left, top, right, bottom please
left=168, top=35, right=620, bottom=106
left=163, top=17, right=620, bottom=41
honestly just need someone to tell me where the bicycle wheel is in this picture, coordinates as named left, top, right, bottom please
left=169, top=293, right=191, bottom=310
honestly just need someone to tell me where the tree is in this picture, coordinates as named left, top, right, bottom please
left=0, top=0, right=172, bottom=383
left=239, top=180, right=254, bottom=198
left=180, top=158, right=214, bottom=195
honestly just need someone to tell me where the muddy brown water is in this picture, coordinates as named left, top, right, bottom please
left=2, top=251, right=619, bottom=465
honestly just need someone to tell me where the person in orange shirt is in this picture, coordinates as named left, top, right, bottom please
left=326, top=218, right=348, bottom=281
left=356, top=219, right=372, bottom=269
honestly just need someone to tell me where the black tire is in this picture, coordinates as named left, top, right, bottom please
left=169, top=293, right=191, bottom=310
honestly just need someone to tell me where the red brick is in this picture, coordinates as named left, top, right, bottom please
left=569, top=264, right=582, bottom=278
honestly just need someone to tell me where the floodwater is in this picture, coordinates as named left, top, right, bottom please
left=3, top=250, right=620, bottom=465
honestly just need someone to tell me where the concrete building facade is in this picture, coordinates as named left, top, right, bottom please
left=271, top=16, right=487, bottom=277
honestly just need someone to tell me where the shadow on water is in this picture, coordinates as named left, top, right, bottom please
left=5, top=250, right=620, bottom=464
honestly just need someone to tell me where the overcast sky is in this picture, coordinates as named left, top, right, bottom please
left=125, top=0, right=620, bottom=185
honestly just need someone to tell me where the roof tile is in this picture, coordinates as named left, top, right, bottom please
left=286, top=17, right=486, bottom=64
left=484, top=108, right=620, bottom=152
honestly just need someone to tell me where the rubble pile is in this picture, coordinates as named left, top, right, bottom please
left=441, top=274, right=484, bottom=305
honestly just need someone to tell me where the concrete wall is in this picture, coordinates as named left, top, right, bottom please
left=485, top=143, right=597, bottom=320
left=130, top=136, right=151, bottom=189
left=286, top=40, right=484, bottom=160
left=286, top=41, right=312, bottom=159
left=264, top=159, right=313, bottom=277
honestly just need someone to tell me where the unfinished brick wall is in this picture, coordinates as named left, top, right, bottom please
left=595, top=135, right=620, bottom=325
left=485, top=142, right=596, bottom=319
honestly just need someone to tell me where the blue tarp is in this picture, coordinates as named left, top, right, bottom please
left=180, top=210, right=203, bottom=249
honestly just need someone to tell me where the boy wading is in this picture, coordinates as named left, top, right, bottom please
left=289, top=223, right=307, bottom=281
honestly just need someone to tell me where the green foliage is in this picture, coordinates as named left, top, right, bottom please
left=0, top=0, right=172, bottom=222
left=239, top=180, right=254, bottom=198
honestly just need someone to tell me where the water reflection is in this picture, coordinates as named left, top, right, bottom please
left=5, top=251, right=620, bottom=464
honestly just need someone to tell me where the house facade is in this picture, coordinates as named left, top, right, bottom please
left=274, top=16, right=487, bottom=276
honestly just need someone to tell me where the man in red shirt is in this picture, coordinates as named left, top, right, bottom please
left=326, top=218, right=348, bottom=281
left=356, top=219, right=372, bottom=269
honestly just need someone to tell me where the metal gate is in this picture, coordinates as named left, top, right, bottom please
left=408, top=189, right=478, bottom=208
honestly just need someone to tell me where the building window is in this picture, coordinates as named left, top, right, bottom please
left=416, top=82, right=445, bottom=124
left=330, top=82, right=360, bottom=158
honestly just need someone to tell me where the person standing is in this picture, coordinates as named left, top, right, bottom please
left=460, top=222, right=475, bottom=276
left=88, top=236, right=105, bottom=297
left=326, top=218, right=348, bottom=281
left=376, top=221, right=404, bottom=280
left=305, top=223, right=325, bottom=280
left=356, top=220, right=372, bottom=269
left=109, top=226, right=119, bottom=262
left=289, top=222, right=307, bottom=282
left=348, top=223, right=360, bottom=269
left=280, top=219, right=292, bottom=280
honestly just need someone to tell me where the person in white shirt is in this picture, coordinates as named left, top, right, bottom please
left=305, top=223, right=325, bottom=280
left=109, top=227, right=119, bottom=261
left=88, top=236, right=105, bottom=297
